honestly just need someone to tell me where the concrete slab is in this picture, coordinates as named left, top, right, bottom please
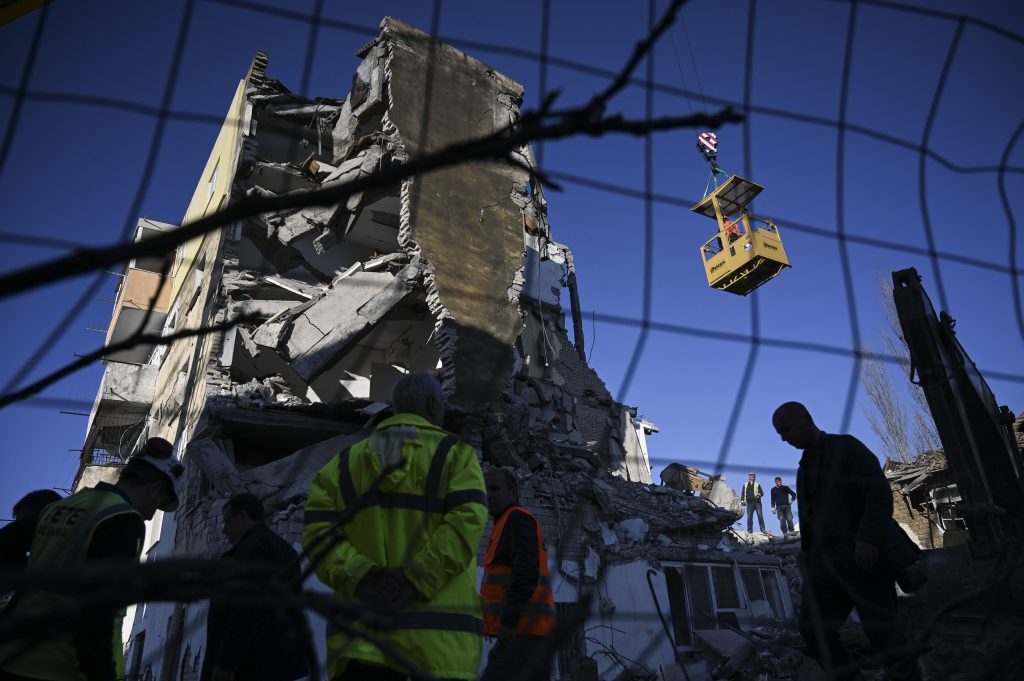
left=695, top=628, right=753, bottom=659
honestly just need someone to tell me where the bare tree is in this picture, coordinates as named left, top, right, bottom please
left=861, top=273, right=942, bottom=463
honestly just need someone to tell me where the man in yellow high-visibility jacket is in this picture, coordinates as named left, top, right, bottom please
left=303, top=373, right=488, bottom=681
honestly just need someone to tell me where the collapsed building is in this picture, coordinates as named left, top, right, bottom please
left=75, top=18, right=798, bottom=681
left=885, top=450, right=968, bottom=549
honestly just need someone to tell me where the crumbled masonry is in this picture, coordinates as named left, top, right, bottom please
left=71, top=16, right=1024, bottom=681
left=66, top=19, right=811, bottom=680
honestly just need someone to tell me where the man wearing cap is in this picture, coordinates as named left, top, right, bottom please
left=0, top=437, right=181, bottom=681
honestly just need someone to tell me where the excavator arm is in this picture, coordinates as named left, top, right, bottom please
left=892, top=268, right=1024, bottom=548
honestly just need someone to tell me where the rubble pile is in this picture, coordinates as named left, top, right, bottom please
left=99, top=20, right=827, bottom=681
left=660, top=624, right=808, bottom=681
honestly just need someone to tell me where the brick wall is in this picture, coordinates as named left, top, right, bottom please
left=891, top=489, right=940, bottom=549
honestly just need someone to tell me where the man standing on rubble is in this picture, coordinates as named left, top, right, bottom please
left=741, top=472, right=766, bottom=535
left=772, top=402, right=921, bottom=681
left=201, top=493, right=308, bottom=681
left=770, top=476, right=797, bottom=535
left=479, top=468, right=556, bottom=681
left=303, top=372, right=488, bottom=681
left=0, top=437, right=182, bottom=681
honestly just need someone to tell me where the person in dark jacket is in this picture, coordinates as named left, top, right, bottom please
left=0, top=490, right=61, bottom=570
left=769, top=477, right=796, bottom=534
left=202, top=493, right=308, bottom=681
left=0, top=490, right=62, bottom=616
left=772, top=402, right=921, bottom=681
left=479, top=468, right=556, bottom=681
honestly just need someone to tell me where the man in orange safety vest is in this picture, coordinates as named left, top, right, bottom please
left=479, top=468, right=556, bottom=681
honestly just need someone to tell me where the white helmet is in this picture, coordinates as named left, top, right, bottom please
left=132, top=437, right=183, bottom=512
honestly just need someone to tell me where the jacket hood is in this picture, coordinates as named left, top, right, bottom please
left=367, top=414, right=447, bottom=491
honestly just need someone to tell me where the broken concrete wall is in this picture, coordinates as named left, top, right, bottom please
left=112, top=28, right=798, bottom=681
left=610, top=407, right=654, bottom=484
left=379, top=17, right=529, bottom=411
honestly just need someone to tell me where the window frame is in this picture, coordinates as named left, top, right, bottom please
left=663, top=561, right=792, bottom=649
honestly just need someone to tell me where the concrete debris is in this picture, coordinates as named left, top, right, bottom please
left=231, top=377, right=275, bottom=404
left=186, top=437, right=241, bottom=496
left=240, top=430, right=365, bottom=505
left=618, top=518, right=649, bottom=543
left=696, top=628, right=755, bottom=669
left=669, top=623, right=812, bottom=681
left=107, top=31, right=824, bottom=681
left=707, top=479, right=744, bottom=516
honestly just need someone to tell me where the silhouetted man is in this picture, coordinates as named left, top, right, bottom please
left=772, top=402, right=921, bottom=681
left=202, top=493, right=307, bottom=681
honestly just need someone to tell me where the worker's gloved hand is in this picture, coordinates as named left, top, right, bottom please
left=770, top=507, right=777, bottom=515
left=355, top=566, right=388, bottom=602
left=497, top=624, right=515, bottom=646
left=854, top=541, right=880, bottom=570
left=380, top=569, right=423, bottom=609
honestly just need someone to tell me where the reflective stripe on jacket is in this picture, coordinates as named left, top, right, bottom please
left=1, top=487, right=141, bottom=681
left=482, top=506, right=556, bottom=637
left=742, top=482, right=763, bottom=502
left=302, top=413, right=488, bottom=680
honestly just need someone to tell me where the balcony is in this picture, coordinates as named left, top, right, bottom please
left=105, top=218, right=179, bottom=364
left=105, top=267, right=173, bottom=364
left=75, top=362, right=159, bottom=490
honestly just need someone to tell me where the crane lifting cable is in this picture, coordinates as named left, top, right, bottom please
left=665, top=5, right=792, bottom=295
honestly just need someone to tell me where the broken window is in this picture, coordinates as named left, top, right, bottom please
left=126, top=631, right=146, bottom=681
left=665, top=562, right=778, bottom=647
left=739, top=566, right=789, bottom=619
left=208, top=159, right=220, bottom=203
left=554, top=602, right=585, bottom=680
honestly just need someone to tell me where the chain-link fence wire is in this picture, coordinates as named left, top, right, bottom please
left=1, top=0, right=1024, bottom=678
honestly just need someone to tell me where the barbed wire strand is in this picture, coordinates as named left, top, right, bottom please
left=996, top=116, right=1024, bottom=348
left=1, top=0, right=198, bottom=403
left=615, top=0, right=658, bottom=401
left=712, top=0, right=761, bottom=478
left=836, top=0, right=864, bottom=433
left=915, top=17, right=966, bottom=316
left=0, top=0, right=50, bottom=180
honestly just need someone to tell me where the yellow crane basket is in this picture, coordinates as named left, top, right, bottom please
left=691, top=175, right=790, bottom=296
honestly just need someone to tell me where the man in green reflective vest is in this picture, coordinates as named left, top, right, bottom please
left=741, top=472, right=766, bottom=535
left=0, top=437, right=182, bottom=681
left=303, top=372, right=488, bottom=681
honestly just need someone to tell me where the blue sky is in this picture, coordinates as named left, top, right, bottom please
left=1, top=0, right=1022, bottom=529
